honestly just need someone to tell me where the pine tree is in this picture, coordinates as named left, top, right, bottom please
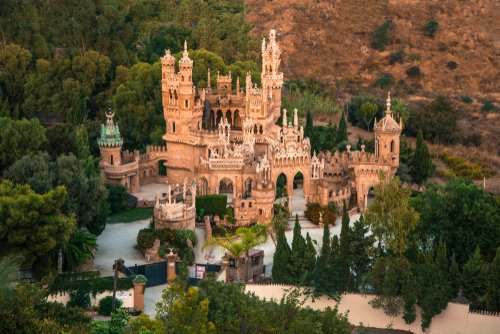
left=411, top=129, right=435, bottom=184
left=338, top=201, right=351, bottom=291
left=289, top=214, right=307, bottom=284
left=272, top=227, right=291, bottom=284
left=449, top=252, right=461, bottom=297
left=462, top=247, right=488, bottom=308
left=337, top=111, right=348, bottom=144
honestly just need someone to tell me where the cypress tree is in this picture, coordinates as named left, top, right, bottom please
left=289, top=214, right=307, bottom=283
left=304, top=232, right=317, bottom=283
left=305, top=110, right=314, bottom=139
left=411, top=129, right=435, bottom=184
left=488, top=248, right=500, bottom=311
left=323, top=121, right=337, bottom=152
left=338, top=201, right=351, bottom=291
left=337, top=111, right=348, bottom=144
left=462, top=247, right=488, bottom=308
left=435, top=239, right=449, bottom=273
left=311, top=222, right=334, bottom=296
left=350, top=215, right=373, bottom=291
left=272, top=227, right=291, bottom=284
left=449, top=252, right=460, bottom=297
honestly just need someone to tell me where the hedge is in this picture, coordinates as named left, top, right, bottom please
left=304, top=203, right=336, bottom=225
left=49, top=271, right=134, bottom=296
left=195, top=194, right=227, bottom=217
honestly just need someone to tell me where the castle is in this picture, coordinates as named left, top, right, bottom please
left=98, top=29, right=402, bottom=230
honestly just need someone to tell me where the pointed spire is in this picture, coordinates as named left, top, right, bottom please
left=386, top=91, right=392, bottom=116
left=293, top=108, right=298, bottom=127
left=282, top=109, right=287, bottom=127
left=207, top=68, right=211, bottom=88
left=236, top=76, right=240, bottom=96
left=179, top=40, right=192, bottom=64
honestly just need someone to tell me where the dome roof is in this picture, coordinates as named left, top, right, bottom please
left=374, top=92, right=402, bottom=132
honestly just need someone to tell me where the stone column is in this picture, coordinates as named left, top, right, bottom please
left=220, top=257, right=230, bottom=282
left=132, top=275, right=147, bottom=313
left=166, top=250, right=178, bottom=283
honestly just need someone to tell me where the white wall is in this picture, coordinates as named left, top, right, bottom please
left=48, top=288, right=135, bottom=309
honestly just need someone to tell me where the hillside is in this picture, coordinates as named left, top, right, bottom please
left=246, top=0, right=498, bottom=100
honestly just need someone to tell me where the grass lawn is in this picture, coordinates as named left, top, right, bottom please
left=107, top=207, right=154, bottom=224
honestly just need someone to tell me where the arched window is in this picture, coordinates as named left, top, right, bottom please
left=110, top=155, right=114, bottom=165
left=185, top=99, right=188, bottom=108
left=173, top=122, right=176, bottom=133
left=390, top=140, right=395, bottom=153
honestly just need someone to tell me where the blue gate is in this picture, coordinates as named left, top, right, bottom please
left=128, top=261, right=167, bottom=287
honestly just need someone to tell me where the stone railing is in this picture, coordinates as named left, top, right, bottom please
left=103, top=161, right=139, bottom=175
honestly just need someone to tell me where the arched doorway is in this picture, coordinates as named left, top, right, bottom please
left=226, top=110, right=232, bottom=125
left=216, top=110, right=223, bottom=127
left=291, top=172, right=305, bottom=213
left=244, top=178, right=253, bottom=198
left=219, top=177, right=234, bottom=204
left=234, top=110, right=240, bottom=129
left=275, top=173, right=287, bottom=201
left=158, top=160, right=167, bottom=176
left=197, top=177, right=208, bottom=196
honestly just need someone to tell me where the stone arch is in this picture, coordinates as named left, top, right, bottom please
left=254, top=124, right=258, bottom=134
left=234, top=109, right=240, bottom=128
left=216, top=110, right=223, bottom=126
left=275, top=172, right=287, bottom=200
left=259, top=125, right=263, bottom=134
left=219, top=177, right=234, bottom=194
left=226, top=110, right=232, bottom=125
left=244, top=177, right=253, bottom=198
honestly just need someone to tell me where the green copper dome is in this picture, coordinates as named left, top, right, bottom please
left=97, top=112, right=123, bottom=148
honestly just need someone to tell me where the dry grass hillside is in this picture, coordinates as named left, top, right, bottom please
left=246, top=0, right=499, bottom=101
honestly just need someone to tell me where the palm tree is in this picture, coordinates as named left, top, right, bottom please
left=60, top=229, right=98, bottom=271
left=202, top=224, right=269, bottom=283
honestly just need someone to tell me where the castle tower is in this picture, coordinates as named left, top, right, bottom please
left=97, top=110, right=123, bottom=166
left=177, top=41, right=195, bottom=129
left=261, top=29, right=284, bottom=121
left=374, top=92, right=403, bottom=168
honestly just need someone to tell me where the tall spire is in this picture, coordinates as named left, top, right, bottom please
left=179, top=40, right=192, bottom=64
left=282, top=108, right=287, bottom=127
left=207, top=68, right=211, bottom=88
left=386, top=91, right=392, bottom=116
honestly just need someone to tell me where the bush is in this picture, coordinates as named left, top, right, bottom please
left=406, top=66, right=422, bottom=78
left=481, top=101, right=496, bottom=112
left=376, top=73, right=395, bottom=89
left=98, top=296, right=122, bottom=316
left=195, top=195, right=227, bottom=217
left=460, top=96, right=473, bottom=104
left=106, top=184, right=132, bottom=213
left=388, top=51, right=405, bottom=65
left=409, top=53, right=421, bottom=61
left=137, top=227, right=156, bottom=249
left=440, top=152, right=494, bottom=180
left=371, top=20, right=393, bottom=51
left=447, top=61, right=458, bottom=70
left=304, top=203, right=336, bottom=225
left=424, top=20, right=439, bottom=38
left=462, top=133, right=482, bottom=147
left=68, top=290, right=91, bottom=309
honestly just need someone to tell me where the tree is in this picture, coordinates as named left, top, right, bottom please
left=487, top=248, right=500, bottom=311
left=0, top=117, right=46, bottom=171
left=289, top=214, right=307, bottom=284
left=311, top=222, right=337, bottom=298
left=203, top=224, right=268, bottom=283
left=272, top=228, right=291, bottom=284
left=323, top=121, right=337, bottom=152
left=462, top=247, right=488, bottom=308
left=338, top=202, right=351, bottom=291
left=349, top=215, right=373, bottom=291
left=61, top=229, right=97, bottom=271
left=364, top=175, right=419, bottom=256
left=411, top=129, right=434, bottom=184
left=337, top=111, right=348, bottom=144
left=0, top=44, right=32, bottom=107
left=157, top=285, right=216, bottom=334
left=304, top=232, right=317, bottom=284
left=0, top=180, right=75, bottom=276
left=411, top=179, right=500, bottom=266
left=449, top=253, right=461, bottom=297
left=74, top=125, right=91, bottom=160
left=304, top=110, right=314, bottom=139
left=359, top=102, right=378, bottom=131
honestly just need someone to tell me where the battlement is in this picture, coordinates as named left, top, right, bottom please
left=146, top=145, right=167, bottom=153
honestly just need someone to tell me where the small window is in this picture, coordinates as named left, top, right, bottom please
left=252, top=256, right=260, bottom=266
left=249, top=202, right=252, bottom=208
left=110, top=155, right=114, bottom=165
left=241, top=202, right=245, bottom=208
left=185, top=99, right=188, bottom=108
left=259, top=209, right=263, bottom=215
left=173, top=122, right=176, bottom=133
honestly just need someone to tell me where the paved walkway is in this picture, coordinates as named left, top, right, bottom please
left=94, top=220, right=149, bottom=276
left=131, top=183, right=170, bottom=202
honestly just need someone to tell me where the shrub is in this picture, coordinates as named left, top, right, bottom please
left=440, top=152, right=494, bottom=180
left=447, top=61, right=458, bottom=70
left=376, top=73, right=395, bottom=89
left=388, top=51, right=405, bottom=65
left=409, top=53, right=421, bottom=61
left=406, top=66, right=422, bottom=78
left=462, top=133, right=482, bottom=147
left=137, top=228, right=156, bottom=249
left=68, top=290, right=91, bottom=309
left=106, top=184, right=131, bottom=213
left=371, top=20, right=393, bottom=51
left=98, top=296, right=122, bottom=316
left=481, top=101, right=496, bottom=112
left=460, top=96, right=473, bottom=104
left=225, top=206, right=237, bottom=224
left=195, top=195, right=227, bottom=217
left=304, top=203, right=336, bottom=225
left=424, top=20, right=439, bottom=38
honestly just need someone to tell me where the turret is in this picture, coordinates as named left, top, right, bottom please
left=98, top=110, right=123, bottom=166
left=374, top=92, right=402, bottom=167
left=261, top=29, right=284, bottom=120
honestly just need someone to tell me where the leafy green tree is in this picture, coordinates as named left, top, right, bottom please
left=337, top=111, right=348, bottom=144
left=462, top=247, right=488, bottom=308
left=338, top=202, right=351, bottom=291
left=411, top=179, right=500, bottom=265
left=449, top=253, right=461, bottom=297
left=74, top=125, right=91, bottom=160
left=364, top=175, right=419, bottom=256
left=359, top=102, right=378, bottom=131
left=411, top=129, right=434, bottom=184
left=0, top=44, right=32, bottom=107
left=61, top=229, right=97, bottom=271
left=0, top=180, right=75, bottom=276
left=0, top=117, right=46, bottom=171
left=272, top=226, right=291, bottom=284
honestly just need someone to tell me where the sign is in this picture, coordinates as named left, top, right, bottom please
left=116, top=290, right=129, bottom=300
left=195, top=265, right=206, bottom=279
